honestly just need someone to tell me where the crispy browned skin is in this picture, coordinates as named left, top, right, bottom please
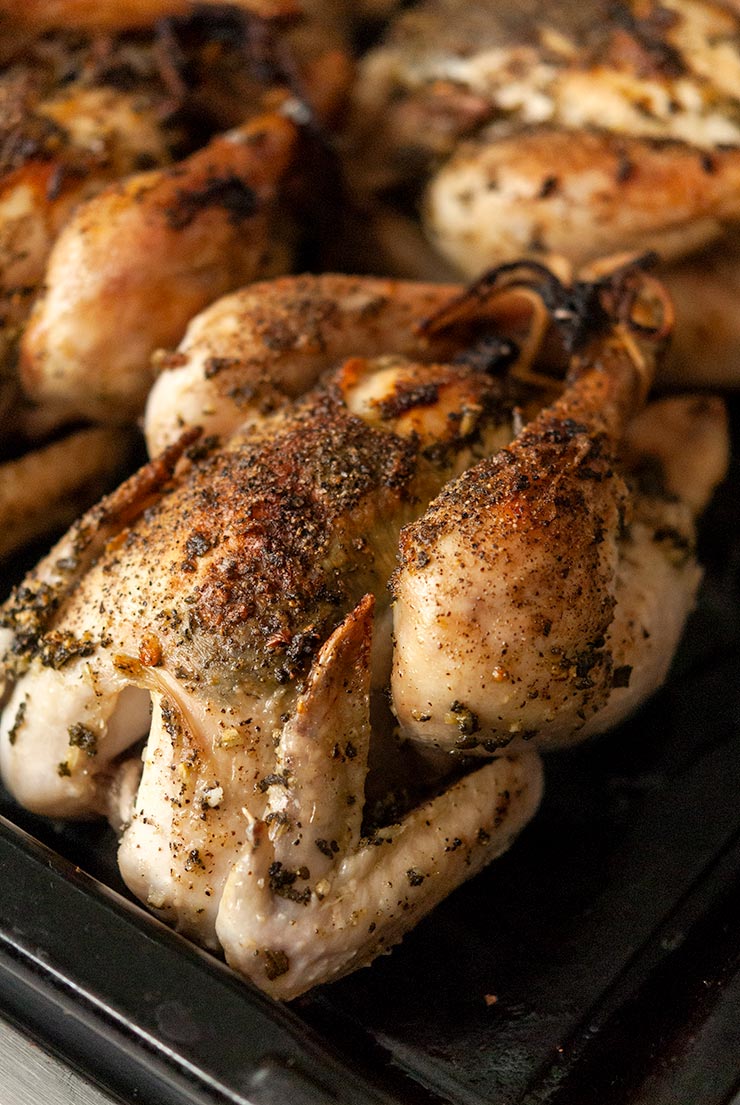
left=20, top=111, right=300, bottom=423
left=0, top=349, right=517, bottom=809
left=0, top=0, right=191, bottom=35
left=0, top=31, right=180, bottom=409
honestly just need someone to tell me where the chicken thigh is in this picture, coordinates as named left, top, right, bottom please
left=391, top=275, right=729, bottom=751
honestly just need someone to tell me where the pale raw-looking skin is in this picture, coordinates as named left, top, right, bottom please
left=0, top=264, right=725, bottom=999
left=351, top=0, right=740, bottom=385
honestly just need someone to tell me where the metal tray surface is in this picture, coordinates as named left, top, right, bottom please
left=0, top=400, right=738, bottom=1105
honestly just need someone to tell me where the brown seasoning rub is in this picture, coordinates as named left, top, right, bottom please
left=2, top=355, right=513, bottom=699
left=165, top=273, right=465, bottom=417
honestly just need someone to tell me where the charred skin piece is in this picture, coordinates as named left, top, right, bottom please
left=0, top=260, right=726, bottom=998
left=351, top=0, right=740, bottom=384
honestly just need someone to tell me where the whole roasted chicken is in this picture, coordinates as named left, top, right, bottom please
left=350, top=0, right=740, bottom=386
left=0, top=258, right=728, bottom=998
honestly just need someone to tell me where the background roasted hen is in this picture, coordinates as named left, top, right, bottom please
left=348, top=0, right=740, bottom=387
left=0, top=2, right=345, bottom=559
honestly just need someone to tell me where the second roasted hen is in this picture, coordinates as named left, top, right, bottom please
left=0, top=259, right=727, bottom=998
left=349, top=0, right=740, bottom=386
left=0, top=4, right=336, bottom=561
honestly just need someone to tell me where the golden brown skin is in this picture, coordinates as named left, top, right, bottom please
left=391, top=269, right=655, bottom=752
left=0, top=31, right=181, bottom=418
left=353, top=0, right=740, bottom=187
left=0, top=4, right=345, bottom=425
left=0, top=6, right=295, bottom=426
left=20, top=111, right=300, bottom=423
left=0, top=0, right=192, bottom=35
left=0, top=2, right=356, bottom=125
left=144, top=272, right=464, bottom=454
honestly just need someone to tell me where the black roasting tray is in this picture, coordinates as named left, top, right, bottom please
left=0, top=398, right=739, bottom=1105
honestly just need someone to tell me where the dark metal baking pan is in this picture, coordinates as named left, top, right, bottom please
left=0, top=398, right=738, bottom=1105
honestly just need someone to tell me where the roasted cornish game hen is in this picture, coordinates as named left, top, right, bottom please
left=0, top=256, right=728, bottom=997
left=350, top=0, right=740, bottom=385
